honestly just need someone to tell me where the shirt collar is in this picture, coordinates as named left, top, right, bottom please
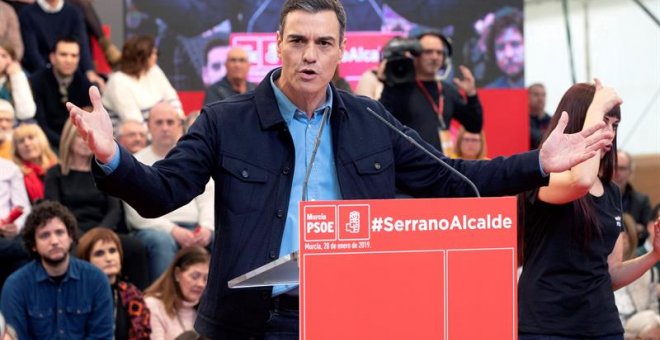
left=34, top=256, right=80, bottom=282
left=37, top=0, right=64, bottom=13
left=269, top=68, right=333, bottom=124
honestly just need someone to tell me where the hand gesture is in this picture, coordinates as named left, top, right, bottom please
left=591, top=78, right=622, bottom=116
left=67, top=86, right=116, bottom=163
left=5, top=61, right=22, bottom=76
left=0, top=222, right=19, bottom=239
left=539, top=111, right=613, bottom=173
left=171, top=226, right=197, bottom=248
left=193, top=227, right=213, bottom=247
left=453, top=65, right=477, bottom=96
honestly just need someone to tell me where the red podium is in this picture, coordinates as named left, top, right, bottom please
left=230, top=197, right=518, bottom=340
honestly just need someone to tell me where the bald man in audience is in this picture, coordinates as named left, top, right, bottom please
left=123, top=102, right=215, bottom=282
left=203, top=47, right=257, bottom=105
left=116, top=120, right=148, bottom=154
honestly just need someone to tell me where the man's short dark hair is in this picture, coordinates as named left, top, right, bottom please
left=22, top=201, right=78, bottom=258
left=279, top=0, right=347, bottom=43
left=50, top=36, right=81, bottom=54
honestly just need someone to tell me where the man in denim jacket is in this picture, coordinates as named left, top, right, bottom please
left=0, top=201, right=113, bottom=340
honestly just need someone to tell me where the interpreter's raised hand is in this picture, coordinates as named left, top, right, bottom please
left=539, top=111, right=613, bottom=174
left=66, top=86, right=115, bottom=164
left=452, top=65, right=477, bottom=96
left=591, top=78, right=623, bottom=116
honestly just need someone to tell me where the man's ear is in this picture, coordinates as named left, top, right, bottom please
left=276, top=31, right=283, bottom=60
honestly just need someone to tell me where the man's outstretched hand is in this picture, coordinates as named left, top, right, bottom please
left=67, top=86, right=116, bottom=164
left=539, top=111, right=612, bottom=174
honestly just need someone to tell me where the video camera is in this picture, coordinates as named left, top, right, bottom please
left=382, top=38, right=422, bottom=86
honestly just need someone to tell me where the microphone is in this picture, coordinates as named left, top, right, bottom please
left=365, top=107, right=480, bottom=197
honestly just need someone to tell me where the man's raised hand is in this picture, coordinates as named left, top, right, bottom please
left=66, top=86, right=116, bottom=163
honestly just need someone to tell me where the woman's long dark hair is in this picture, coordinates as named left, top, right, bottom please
left=518, top=83, right=621, bottom=265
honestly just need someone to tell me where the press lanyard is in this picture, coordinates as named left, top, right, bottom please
left=416, top=80, right=446, bottom=129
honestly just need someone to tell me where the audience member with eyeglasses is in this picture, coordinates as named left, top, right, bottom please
left=203, top=46, right=257, bottom=105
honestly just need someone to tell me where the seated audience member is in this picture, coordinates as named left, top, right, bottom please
left=102, top=35, right=183, bottom=129
left=615, top=214, right=659, bottom=325
left=0, top=2, right=23, bottom=62
left=0, top=100, right=15, bottom=159
left=116, top=119, right=148, bottom=154
left=11, top=123, right=58, bottom=204
left=0, top=43, right=36, bottom=122
left=638, top=204, right=660, bottom=294
left=624, top=310, right=660, bottom=340
left=0, top=201, right=113, bottom=339
left=30, top=37, right=92, bottom=150
left=355, top=59, right=385, bottom=100
left=18, top=0, right=104, bottom=86
left=144, top=246, right=210, bottom=340
left=66, top=0, right=122, bottom=67
left=0, top=158, right=31, bottom=291
left=452, top=127, right=488, bottom=160
left=615, top=150, right=653, bottom=243
left=76, top=228, right=151, bottom=339
left=529, top=83, right=551, bottom=150
left=125, top=102, right=214, bottom=282
left=203, top=46, right=257, bottom=105
left=45, top=118, right=149, bottom=288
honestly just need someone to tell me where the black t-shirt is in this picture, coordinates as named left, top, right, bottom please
left=518, top=181, right=624, bottom=337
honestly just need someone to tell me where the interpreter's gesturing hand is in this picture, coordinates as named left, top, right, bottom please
left=539, top=111, right=613, bottom=174
left=66, top=86, right=116, bottom=164
left=452, top=65, right=477, bottom=96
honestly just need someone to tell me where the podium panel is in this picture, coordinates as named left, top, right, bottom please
left=300, top=197, right=517, bottom=340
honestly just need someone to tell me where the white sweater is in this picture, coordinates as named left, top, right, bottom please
left=124, top=147, right=214, bottom=233
left=102, top=65, right=183, bottom=125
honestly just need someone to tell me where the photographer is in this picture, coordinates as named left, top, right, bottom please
left=379, top=31, right=483, bottom=154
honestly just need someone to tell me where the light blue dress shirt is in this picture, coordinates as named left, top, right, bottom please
left=270, top=69, right=342, bottom=295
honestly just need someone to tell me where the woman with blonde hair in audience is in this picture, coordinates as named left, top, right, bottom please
left=452, top=127, right=489, bottom=160
left=11, top=123, right=57, bottom=204
left=0, top=42, right=36, bottom=122
left=46, top=118, right=149, bottom=289
left=102, top=35, right=183, bottom=128
left=76, top=227, right=152, bottom=340
left=144, top=246, right=210, bottom=340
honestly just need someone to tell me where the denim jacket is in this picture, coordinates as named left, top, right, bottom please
left=0, top=257, right=113, bottom=340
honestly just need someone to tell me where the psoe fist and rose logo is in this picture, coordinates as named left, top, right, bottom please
left=304, top=204, right=371, bottom=242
